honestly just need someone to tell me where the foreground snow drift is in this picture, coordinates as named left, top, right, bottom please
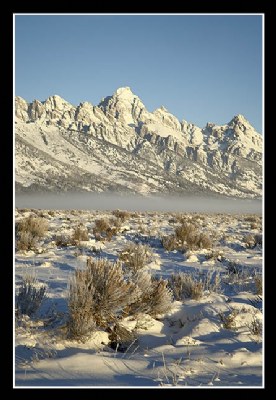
left=15, top=209, right=263, bottom=387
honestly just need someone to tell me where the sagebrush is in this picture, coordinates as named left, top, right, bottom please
left=16, top=274, right=46, bottom=317
left=219, top=309, right=239, bottom=330
left=119, top=243, right=153, bottom=272
left=93, top=218, right=119, bottom=241
left=128, top=270, right=173, bottom=316
left=16, top=216, right=48, bottom=251
left=68, top=258, right=136, bottom=338
left=168, top=273, right=204, bottom=300
left=254, top=275, right=262, bottom=295
left=68, top=257, right=172, bottom=340
left=162, top=222, right=212, bottom=252
left=248, top=317, right=262, bottom=336
left=72, top=224, right=89, bottom=243
left=112, top=210, right=130, bottom=222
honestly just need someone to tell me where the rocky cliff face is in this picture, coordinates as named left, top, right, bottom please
left=15, top=87, right=262, bottom=198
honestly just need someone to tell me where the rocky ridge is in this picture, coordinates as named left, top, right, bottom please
left=15, top=87, right=262, bottom=198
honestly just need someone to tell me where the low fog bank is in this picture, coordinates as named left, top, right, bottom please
left=15, top=193, right=262, bottom=214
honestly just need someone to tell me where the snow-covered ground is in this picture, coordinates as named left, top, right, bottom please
left=14, top=209, right=263, bottom=387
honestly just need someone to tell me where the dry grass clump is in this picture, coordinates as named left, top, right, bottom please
left=244, top=215, right=262, bottom=230
left=48, top=210, right=56, bottom=217
left=175, top=222, right=212, bottom=250
left=162, top=235, right=179, bottom=251
left=93, top=218, right=110, bottom=233
left=16, top=274, right=47, bottom=317
left=55, top=224, right=90, bottom=248
left=119, top=243, right=153, bottom=272
left=168, top=271, right=220, bottom=301
left=219, top=309, right=239, bottom=330
left=16, top=216, right=48, bottom=251
left=175, top=214, right=189, bottom=224
left=244, top=215, right=259, bottom=223
left=72, top=224, right=89, bottom=243
left=204, top=250, right=224, bottom=261
left=168, top=273, right=204, bottom=300
left=128, top=270, right=173, bottom=317
left=162, top=222, right=212, bottom=252
left=93, top=218, right=120, bottom=241
left=244, top=233, right=262, bottom=248
left=70, top=210, right=83, bottom=216
left=112, top=209, right=131, bottom=222
left=248, top=317, right=262, bottom=336
left=16, top=216, right=48, bottom=238
left=55, top=234, right=72, bottom=247
left=254, top=275, right=262, bottom=295
left=16, top=231, right=37, bottom=251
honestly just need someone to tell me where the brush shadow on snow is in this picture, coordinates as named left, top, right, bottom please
left=110, top=373, right=157, bottom=387
left=51, top=262, right=75, bottom=272
left=159, top=258, right=204, bottom=276
left=15, top=258, right=41, bottom=267
left=15, top=374, right=158, bottom=387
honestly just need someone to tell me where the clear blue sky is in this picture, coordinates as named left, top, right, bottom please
left=15, top=14, right=263, bottom=132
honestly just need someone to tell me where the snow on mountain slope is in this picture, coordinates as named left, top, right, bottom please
left=15, top=87, right=262, bottom=198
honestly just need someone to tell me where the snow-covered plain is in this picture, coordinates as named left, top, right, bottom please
left=15, top=208, right=263, bottom=387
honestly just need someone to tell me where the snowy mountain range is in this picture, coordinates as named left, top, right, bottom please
left=15, top=87, right=262, bottom=198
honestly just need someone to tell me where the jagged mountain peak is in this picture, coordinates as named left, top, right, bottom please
left=15, top=88, right=262, bottom=199
left=15, top=95, right=28, bottom=103
left=43, top=95, right=73, bottom=110
left=231, top=114, right=248, bottom=123
left=114, top=86, right=136, bottom=99
left=98, top=87, right=146, bottom=125
left=78, top=101, right=94, bottom=109
left=153, top=106, right=178, bottom=119
left=15, top=96, right=29, bottom=121
left=155, top=105, right=169, bottom=113
left=46, top=94, right=65, bottom=101
left=204, top=114, right=260, bottom=134
left=229, top=114, right=255, bottom=129
left=112, top=87, right=144, bottom=108
left=226, top=114, right=262, bottom=143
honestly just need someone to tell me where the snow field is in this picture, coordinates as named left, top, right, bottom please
left=15, top=209, right=263, bottom=387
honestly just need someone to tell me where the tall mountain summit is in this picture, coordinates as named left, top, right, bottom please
left=15, top=87, right=262, bottom=198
